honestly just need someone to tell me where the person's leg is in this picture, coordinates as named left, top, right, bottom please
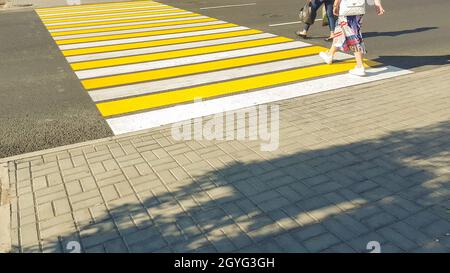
left=309, top=0, right=320, bottom=23
left=303, top=23, right=312, bottom=32
left=348, top=16, right=367, bottom=75
left=348, top=51, right=366, bottom=75
left=328, top=45, right=338, bottom=56
left=354, top=52, right=364, bottom=68
left=319, top=45, right=337, bottom=64
left=325, top=0, right=336, bottom=34
left=297, top=0, right=321, bottom=36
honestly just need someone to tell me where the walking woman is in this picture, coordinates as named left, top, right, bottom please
left=319, top=0, right=385, bottom=76
left=296, top=0, right=336, bottom=41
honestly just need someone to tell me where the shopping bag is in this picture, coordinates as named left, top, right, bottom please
left=299, top=0, right=314, bottom=25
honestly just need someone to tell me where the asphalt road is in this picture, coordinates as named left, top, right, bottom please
left=0, top=0, right=449, bottom=158
left=0, top=9, right=112, bottom=158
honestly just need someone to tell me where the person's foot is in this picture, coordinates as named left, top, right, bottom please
left=319, top=51, right=333, bottom=64
left=349, top=66, right=366, bottom=76
left=296, top=30, right=307, bottom=39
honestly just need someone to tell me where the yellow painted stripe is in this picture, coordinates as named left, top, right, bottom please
left=62, top=29, right=261, bottom=56
left=36, top=2, right=161, bottom=13
left=41, top=9, right=185, bottom=24
left=46, top=13, right=200, bottom=30
left=97, top=60, right=378, bottom=117
left=38, top=5, right=170, bottom=19
left=81, top=46, right=325, bottom=90
left=51, top=18, right=216, bottom=37
left=71, top=36, right=291, bottom=70
left=36, top=1, right=157, bottom=9
left=57, top=23, right=236, bottom=45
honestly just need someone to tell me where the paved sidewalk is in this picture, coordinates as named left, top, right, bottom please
left=1, top=66, right=450, bottom=253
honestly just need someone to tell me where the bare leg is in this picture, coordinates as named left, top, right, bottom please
left=354, top=51, right=364, bottom=68
left=328, top=46, right=338, bottom=57
left=348, top=51, right=367, bottom=76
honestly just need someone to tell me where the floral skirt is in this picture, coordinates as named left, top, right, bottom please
left=332, top=15, right=366, bottom=54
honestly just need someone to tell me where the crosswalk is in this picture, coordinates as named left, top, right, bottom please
left=36, top=0, right=412, bottom=135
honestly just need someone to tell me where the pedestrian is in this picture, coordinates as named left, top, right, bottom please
left=297, top=0, right=336, bottom=41
left=319, top=0, right=385, bottom=76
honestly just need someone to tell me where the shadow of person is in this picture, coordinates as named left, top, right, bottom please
left=364, top=27, right=438, bottom=38
left=373, top=55, right=450, bottom=70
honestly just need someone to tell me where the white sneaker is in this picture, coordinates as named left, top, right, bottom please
left=349, top=66, right=366, bottom=76
left=319, top=52, right=333, bottom=64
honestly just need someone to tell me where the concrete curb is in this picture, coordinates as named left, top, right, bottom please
left=1, top=65, right=449, bottom=164
left=0, top=163, right=11, bottom=253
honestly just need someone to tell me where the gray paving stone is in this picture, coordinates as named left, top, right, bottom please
left=351, top=180, right=379, bottom=194
left=257, top=239, right=284, bottom=253
left=360, top=187, right=392, bottom=202
left=322, top=218, right=360, bottom=241
left=257, top=197, right=291, bottom=213
left=380, top=243, right=404, bottom=253
left=303, top=233, right=342, bottom=252
left=292, top=224, right=327, bottom=242
left=403, top=210, right=442, bottom=229
left=80, top=221, right=120, bottom=248
left=130, top=234, right=167, bottom=253
left=377, top=227, right=418, bottom=251
left=322, top=243, right=355, bottom=253
left=20, top=223, right=40, bottom=247
left=420, top=219, right=450, bottom=238
left=347, top=232, right=388, bottom=253
left=311, top=181, right=343, bottom=194
left=275, top=233, right=308, bottom=253
left=390, top=221, right=432, bottom=246
left=123, top=226, right=162, bottom=246
left=362, top=212, right=398, bottom=229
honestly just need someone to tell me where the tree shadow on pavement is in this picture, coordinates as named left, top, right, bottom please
left=43, top=122, right=450, bottom=253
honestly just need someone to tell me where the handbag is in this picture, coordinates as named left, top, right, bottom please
left=339, top=0, right=366, bottom=16
left=299, top=0, right=314, bottom=25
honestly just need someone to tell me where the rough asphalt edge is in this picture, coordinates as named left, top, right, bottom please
left=0, top=1, right=34, bottom=11
left=8, top=65, right=450, bottom=164
left=0, top=162, right=11, bottom=253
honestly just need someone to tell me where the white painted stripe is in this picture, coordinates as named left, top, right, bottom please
left=89, top=53, right=352, bottom=102
left=44, top=11, right=191, bottom=26
left=37, top=2, right=164, bottom=12
left=41, top=8, right=179, bottom=21
left=49, top=16, right=207, bottom=33
left=200, top=3, right=257, bottom=10
left=38, top=4, right=167, bottom=17
left=269, top=21, right=302, bottom=27
left=106, top=66, right=413, bottom=135
left=269, top=19, right=322, bottom=27
left=60, top=26, right=248, bottom=50
left=75, top=41, right=309, bottom=79
left=66, top=33, right=275, bottom=62
left=55, top=20, right=226, bottom=41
